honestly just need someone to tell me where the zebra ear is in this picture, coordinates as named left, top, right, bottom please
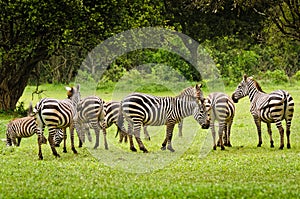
left=243, top=74, right=248, bottom=81
left=76, top=84, right=80, bottom=91
left=65, top=87, right=72, bottom=91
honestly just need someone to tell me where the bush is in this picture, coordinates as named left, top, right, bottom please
left=257, top=70, right=289, bottom=84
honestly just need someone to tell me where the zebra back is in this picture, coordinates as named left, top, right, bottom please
left=205, top=92, right=235, bottom=122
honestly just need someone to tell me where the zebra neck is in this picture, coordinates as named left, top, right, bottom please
left=248, top=83, right=261, bottom=102
left=174, top=96, right=197, bottom=118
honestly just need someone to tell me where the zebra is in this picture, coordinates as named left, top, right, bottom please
left=6, top=116, right=47, bottom=147
left=118, top=84, right=210, bottom=153
left=104, top=101, right=151, bottom=143
left=231, top=75, right=294, bottom=149
left=204, top=92, right=235, bottom=150
left=75, top=96, right=107, bottom=149
left=6, top=102, right=64, bottom=147
left=33, top=84, right=81, bottom=160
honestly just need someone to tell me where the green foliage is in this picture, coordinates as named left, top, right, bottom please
left=257, top=70, right=289, bottom=84
left=14, top=102, right=28, bottom=117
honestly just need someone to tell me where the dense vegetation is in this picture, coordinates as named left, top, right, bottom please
left=1, top=0, right=299, bottom=111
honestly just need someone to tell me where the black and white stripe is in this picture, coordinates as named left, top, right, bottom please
left=75, top=96, right=107, bottom=149
left=118, top=85, right=210, bottom=153
left=33, top=85, right=81, bottom=160
left=6, top=116, right=47, bottom=146
left=232, top=75, right=294, bottom=149
left=205, top=92, right=235, bottom=150
left=104, top=101, right=150, bottom=143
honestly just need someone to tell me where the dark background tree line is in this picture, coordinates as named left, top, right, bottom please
left=1, top=0, right=299, bottom=111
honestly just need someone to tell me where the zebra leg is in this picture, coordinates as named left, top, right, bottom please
left=286, top=119, right=292, bottom=149
left=92, top=126, right=100, bottom=149
left=223, top=124, right=228, bottom=147
left=211, top=123, right=217, bottom=150
left=275, top=121, right=284, bottom=150
left=63, top=129, right=67, bottom=153
left=226, top=121, right=233, bottom=147
left=11, top=136, right=18, bottom=146
left=48, top=129, right=60, bottom=158
left=17, top=137, right=22, bottom=146
left=253, top=116, right=262, bottom=147
left=69, top=123, right=78, bottom=154
left=133, top=124, right=148, bottom=153
left=36, top=126, right=44, bottom=160
left=128, top=124, right=137, bottom=152
left=178, top=120, right=183, bottom=137
left=166, top=123, right=176, bottom=152
left=266, top=123, right=274, bottom=148
left=102, top=127, right=108, bottom=150
left=143, top=126, right=150, bottom=140
left=218, top=122, right=225, bottom=150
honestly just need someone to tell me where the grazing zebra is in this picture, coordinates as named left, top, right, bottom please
left=118, top=84, right=210, bottom=153
left=75, top=96, right=107, bottom=149
left=6, top=102, right=64, bottom=147
left=231, top=75, right=294, bottom=149
left=204, top=92, right=235, bottom=150
left=6, top=116, right=47, bottom=146
left=33, top=85, right=81, bottom=160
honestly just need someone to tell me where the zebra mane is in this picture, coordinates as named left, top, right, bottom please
left=249, top=77, right=265, bottom=93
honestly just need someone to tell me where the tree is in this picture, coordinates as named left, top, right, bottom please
left=0, top=0, right=165, bottom=111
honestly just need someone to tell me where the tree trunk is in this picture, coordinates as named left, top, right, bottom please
left=0, top=56, right=42, bottom=111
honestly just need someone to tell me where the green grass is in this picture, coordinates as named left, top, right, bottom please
left=0, top=83, right=300, bottom=198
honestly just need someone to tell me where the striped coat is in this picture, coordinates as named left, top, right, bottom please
left=204, top=92, right=235, bottom=150
left=232, top=75, right=294, bottom=149
left=118, top=85, right=209, bottom=153
left=75, top=96, right=107, bottom=149
left=33, top=85, right=80, bottom=160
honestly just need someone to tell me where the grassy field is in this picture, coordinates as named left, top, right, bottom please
left=0, top=82, right=299, bottom=198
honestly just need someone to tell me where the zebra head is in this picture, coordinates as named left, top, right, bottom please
left=66, top=84, right=81, bottom=105
left=54, top=129, right=64, bottom=147
left=193, top=102, right=210, bottom=129
left=231, top=75, right=250, bottom=103
left=179, top=84, right=205, bottom=103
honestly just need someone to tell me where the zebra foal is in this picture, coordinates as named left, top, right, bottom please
left=204, top=92, right=235, bottom=150
left=33, top=84, right=81, bottom=160
left=118, top=84, right=210, bottom=153
left=232, top=75, right=294, bottom=149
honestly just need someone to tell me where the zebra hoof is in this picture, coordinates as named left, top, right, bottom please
left=63, top=147, right=67, bottom=153
left=167, top=147, right=175, bottom=152
left=130, top=147, right=137, bottom=152
left=142, top=149, right=149, bottom=153
left=287, top=144, right=291, bottom=149
left=213, top=146, right=217, bottom=150
left=257, top=144, right=262, bottom=147
left=279, top=146, right=284, bottom=150
left=72, top=147, right=78, bottom=154
left=39, top=155, right=43, bottom=160
left=161, top=146, right=166, bottom=151
left=221, top=146, right=225, bottom=150
left=227, top=143, right=232, bottom=147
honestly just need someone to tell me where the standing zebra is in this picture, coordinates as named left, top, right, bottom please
left=33, top=84, right=81, bottom=160
left=104, top=101, right=151, bottom=143
left=204, top=92, right=235, bottom=150
left=118, top=84, right=210, bottom=153
left=75, top=96, right=107, bottom=149
left=232, top=75, right=294, bottom=149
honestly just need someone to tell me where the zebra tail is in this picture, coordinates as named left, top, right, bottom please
left=27, top=102, right=33, bottom=116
